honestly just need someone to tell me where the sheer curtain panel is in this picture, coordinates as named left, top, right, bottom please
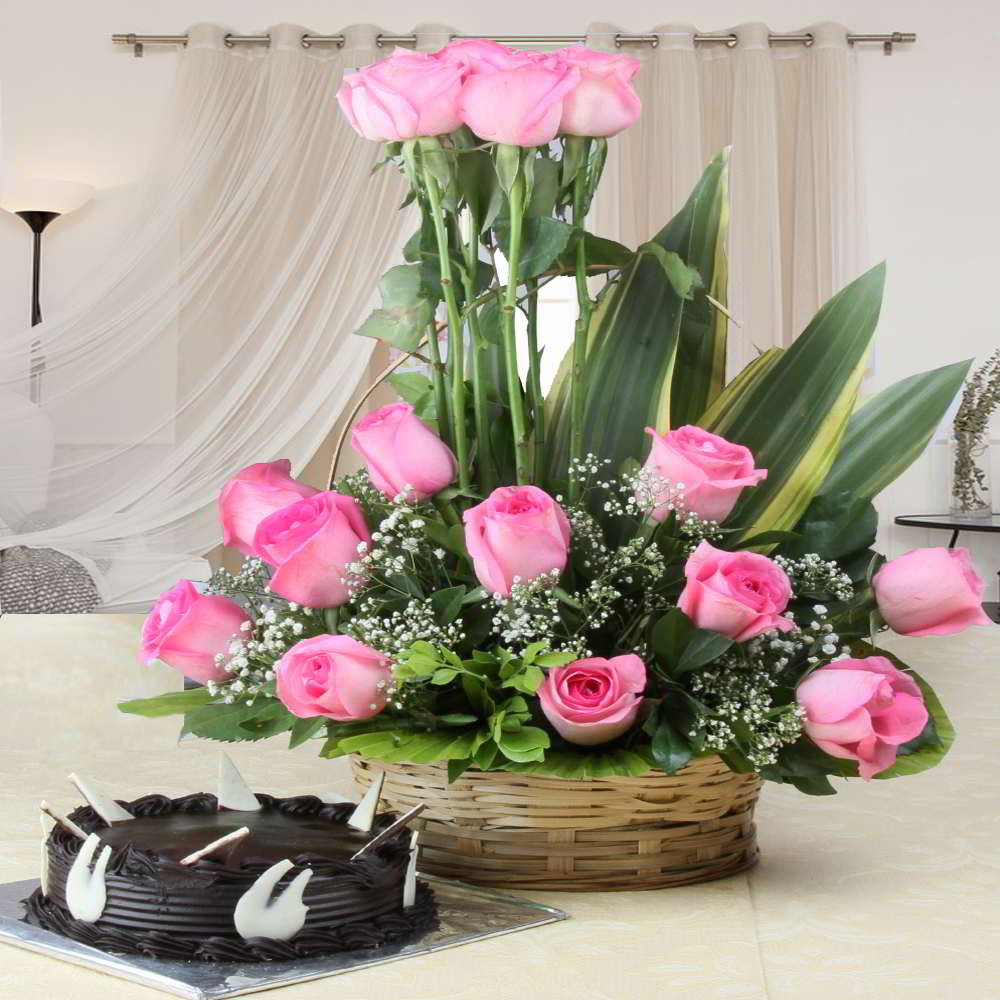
left=587, top=21, right=865, bottom=374
left=0, top=23, right=421, bottom=606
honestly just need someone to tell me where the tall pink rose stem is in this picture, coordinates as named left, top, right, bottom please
left=420, top=143, right=470, bottom=490
left=568, top=136, right=594, bottom=502
left=502, top=163, right=531, bottom=485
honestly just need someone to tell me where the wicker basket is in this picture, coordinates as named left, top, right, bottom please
left=350, top=755, right=761, bottom=892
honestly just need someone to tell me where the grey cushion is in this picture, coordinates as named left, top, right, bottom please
left=0, top=545, right=101, bottom=613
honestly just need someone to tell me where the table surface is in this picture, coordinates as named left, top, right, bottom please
left=895, top=512, right=1000, bottom=532
left=0, top=614, right=997, bottom=1000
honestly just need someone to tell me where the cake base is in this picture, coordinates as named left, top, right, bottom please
left=23, top=882, right=437, bottom=962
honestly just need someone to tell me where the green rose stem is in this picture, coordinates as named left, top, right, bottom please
left=421, top=162, right=470, bottom=491
left=525, top=276, right=544, bottom=484
left=569, top=138, right=594, bottom=502
left=452, top=210, right=496, bottom=496
left=503, top=170, right=531, bottom=485
left=422, top=313, right=452, bottom=452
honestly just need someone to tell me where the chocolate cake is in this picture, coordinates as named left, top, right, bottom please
left=23, top=785, right=436, bottom=962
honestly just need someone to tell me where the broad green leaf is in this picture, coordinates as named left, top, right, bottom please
left=783, top=490, right=877, bottom=562
left=118, top=687, right=214, bottom=717
left=819, top=359, right=973, bottom=501
left=650, top=608, right=694, bottom=665
left=698, top=348, right=783, bottom=427
left=703, top=262, right=886, bottom=541
left=493, top=216, right=575, bottom=279
left=288, top=716, right=326, bottom=749
left=637, top=242, right=702, bottom=300
left=356, top=264, right=434, bottom=352
left=499, top=747, right=656, bottom=779
left=545, top=151, right=730, bottom=478
left=669, top=148, right=731, bottom=426
left=555, top=231, right=634, bottom=272
left=651, top=719, right=694, bottom=774
left=387, top=372, right=432, bottom=404
left=182, top=701, right=283, bottom=743
left=674, top=630, right=734, bottom=675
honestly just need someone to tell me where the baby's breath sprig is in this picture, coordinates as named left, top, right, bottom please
left=774, top=553, right=855, bottom=602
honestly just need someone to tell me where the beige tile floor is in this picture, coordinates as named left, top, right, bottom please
left=0, top=614, right=996, bottom=1000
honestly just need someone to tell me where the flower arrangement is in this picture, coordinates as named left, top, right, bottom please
left=123, top=39, right=991, bottom=798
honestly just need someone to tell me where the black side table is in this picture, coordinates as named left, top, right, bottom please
left=894, top=513, right=1000, bottom=623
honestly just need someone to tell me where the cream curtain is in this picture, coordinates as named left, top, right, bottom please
left=587, top=22, right=865, bottom=374
left=0, top=23, right=427, bottom=606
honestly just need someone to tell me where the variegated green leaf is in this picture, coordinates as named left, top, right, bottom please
left=819, top=359, right=973, bottom=501
left=703, top=263, right=886, bottom=540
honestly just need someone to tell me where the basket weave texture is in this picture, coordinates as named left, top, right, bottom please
left=351, top=754, right=761, bottom=892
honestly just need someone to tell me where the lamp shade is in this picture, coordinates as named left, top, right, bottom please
left=0, top=177, right=95, bottom=216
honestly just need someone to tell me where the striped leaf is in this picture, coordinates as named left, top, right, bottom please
left=703, top=262, right=886, bottom=540
left=819, top=359, right=972, bottom=501
left=545, top=151, right=731, bottom=478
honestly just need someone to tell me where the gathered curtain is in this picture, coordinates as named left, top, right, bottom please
left=0, top=23, right=433, bottom=606
left=587, top=21, right=865, bottom=375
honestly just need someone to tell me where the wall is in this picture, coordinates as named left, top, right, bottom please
left=1, top=0, right=998, bottom=586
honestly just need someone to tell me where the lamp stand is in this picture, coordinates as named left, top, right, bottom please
left=14, top=210, right=59, bottom=404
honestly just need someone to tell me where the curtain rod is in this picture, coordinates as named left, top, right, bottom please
left=112, top=31, right=917, bottom=57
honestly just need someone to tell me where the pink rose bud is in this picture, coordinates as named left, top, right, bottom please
left=336, top=49, right=465, bottom=142
left=457, top=53, right=581, bottom=146
left=463, top=485, right=571, bottom=597
left=139, top=580, right=249, bottom=684
left=797, top=656, right=929, bottom=780
left=218, top=460, right=317, bottom=557
left=642, top=425, right=767, bottom=524
left=538, top=655, right=646, bottom=746
left=438, top=38, right=526, bottom=75
left=678, top=540, right=794, bottom=641
left=253, top=492, right=372, bottom=608
left=276, top=634, right=391, bottom=721
left=351, top=402, right=457, bottom=502
left=552, top=46, right=642, bottom=137
left=872, top=546, right=991, bottom=636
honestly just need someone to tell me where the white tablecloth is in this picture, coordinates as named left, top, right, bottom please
left=0, top=614, right=996, bottom=1000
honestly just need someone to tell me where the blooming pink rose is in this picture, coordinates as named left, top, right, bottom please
left=139, top=580, right=249, bottom=684
left=336, top=49, right=465, bottom=142
left=218, top=460, right=317, bottom=557
left=797, top=656, right=929, bottom=780
left=872, top=547, right=991, bottom=637
left=276, top=634, right=391, bottom=721
left=552, top=47, right=642, bottom=137
left=352, top=402, right=456, bottom=502
left=438, top=38, right=525, bottom=75
left=643, top=425, right=767, bottom=524
left=253, top=492, right=371, bottom=608
left=463, top=485, right=571, bottom=597
left=457, top=53, right=580, bottom=146
left=678, top=541, right=794, bottom=641
left=538, top=655, right=646, bottom=745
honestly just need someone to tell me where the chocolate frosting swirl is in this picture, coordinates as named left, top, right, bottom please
left=23, top=791, right=436, bottom=962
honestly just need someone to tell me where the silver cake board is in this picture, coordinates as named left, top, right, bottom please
left=0, top=877, right=568, bottom=999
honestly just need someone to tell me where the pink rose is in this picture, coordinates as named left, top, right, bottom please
left=643, top=425, right=767, bottom=524
left=872, top=547, right=991, bottom=636
left=218, top=460, right=317, bottom=557
left=139, top=580, right=249, bottom=684
left=438, top=38, right=525, bottom=75
left=457, top=53, right=580, bottom=146
left=538, top=655, right=646, bottom=745
left=463, top=485, right=571, bottom=597
left=253, top=492, right=371, bottom=608
left=797, top=656, right=929, bottom=780
left=351, top=402, right=457, bottom=502
left=276, top=634, right=391, bottom=721
left=678, top=541, right=794, bottom=641
left=336, top=49, right=465, bottom=142
left=552, top=46, right=642, bottom=137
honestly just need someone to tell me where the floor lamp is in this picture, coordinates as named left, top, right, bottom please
left=1, top=178, right=95, bottom=404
